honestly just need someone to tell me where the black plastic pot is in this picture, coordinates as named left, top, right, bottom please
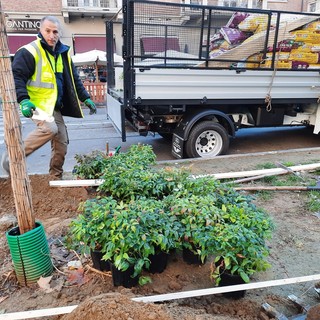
left=148, top=251, right=169, bottom=274
left=90, top=249, right=111, bottom=271
left=110, top=263, right=139, bottom=288
left=219, top=272, right=246, bottom=299
left=182, top=247, right=206, bottom=265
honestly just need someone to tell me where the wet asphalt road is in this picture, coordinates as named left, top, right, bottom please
left=1, top=106, right=320, bottom=177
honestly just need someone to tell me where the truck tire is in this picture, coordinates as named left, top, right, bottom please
left=185, top=121, right=229, bottom=158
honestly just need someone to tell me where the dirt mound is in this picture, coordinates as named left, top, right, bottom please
left=61, top=292, right=172, bottom=320
left=61, top=292, right=245, bottom=320
left=0, top=174, right=88, bottom=222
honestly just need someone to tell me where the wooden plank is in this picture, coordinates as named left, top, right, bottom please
left=192, top=162, right=320, bottom=180
left=0, top=305, right=77, bottom=320
left=1, top=274, right=320, bottom=319
left=233, top=171, right=287, bottom=183
left=49, top=179, right=104, bottom=187
left=49, top=163, right=320, bottom=187
left=132, top=274, right=320, bottom=303
left=201, top=15, right=318, bottom=68
left=234, top=186, right=314, bottom=191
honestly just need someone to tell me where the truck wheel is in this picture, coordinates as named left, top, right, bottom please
left=185, top=121, right=229, bottom=158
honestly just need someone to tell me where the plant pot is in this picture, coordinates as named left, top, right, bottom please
left=148, top=251, right=169, bottom=274
left=182, top=247, right=206, bottom=265
left=6, top=222, right=53, bottom=286
left=219, top=272, right=246, bottom=299
left=110, top=263, right=139, bottom=288
left=90, top=249, right=111, bottom=271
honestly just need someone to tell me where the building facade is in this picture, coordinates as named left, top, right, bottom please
left=2, top=0, right=119, bottom=55
left=306, top=0, right=320, bottom=12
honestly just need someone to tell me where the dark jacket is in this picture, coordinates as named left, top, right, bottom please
left=12, top=34, right=90, bottom=118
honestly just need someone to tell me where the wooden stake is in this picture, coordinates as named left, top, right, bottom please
left=234, top=186, right=317, bottom=192
left=0, top=4, right=35, bottom=233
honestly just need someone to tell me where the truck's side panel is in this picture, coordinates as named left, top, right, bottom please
left=134, top=69, right=320, bottom=102
left=107, top=93, right=126, bottom=141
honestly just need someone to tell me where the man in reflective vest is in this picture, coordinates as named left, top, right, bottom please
left=4, top=15, right=97, bottom=179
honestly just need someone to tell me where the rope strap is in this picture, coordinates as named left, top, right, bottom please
left=265, top=20, right=289, bottom=112
left=265, top=94, right=272, bottom=112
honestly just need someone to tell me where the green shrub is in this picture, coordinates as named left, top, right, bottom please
left=68, top=143, right=275, bottom=287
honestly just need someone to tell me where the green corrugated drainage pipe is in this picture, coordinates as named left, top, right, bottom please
left=6, top=221, right=53, bottom=286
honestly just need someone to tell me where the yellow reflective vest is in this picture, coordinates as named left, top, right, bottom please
left=22, top=38, right=84, bottom=117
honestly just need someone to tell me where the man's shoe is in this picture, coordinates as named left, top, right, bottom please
left=1, top=152, right=10, bottom=176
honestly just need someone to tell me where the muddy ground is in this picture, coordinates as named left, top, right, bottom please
left=0, top=148, right=320, bottom=319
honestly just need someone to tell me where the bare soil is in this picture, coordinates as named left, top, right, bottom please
left=0, top=148, right=320, bottom=320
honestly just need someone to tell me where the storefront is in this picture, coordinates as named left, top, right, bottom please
left=5, top=18, right=40, bottom=54
left=5, top=17, right=108, bottom=56
left=72, top=35, right=107, bottom=54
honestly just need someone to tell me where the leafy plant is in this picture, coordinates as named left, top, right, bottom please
left=101, top=197, right=181, bottom=279
left=73, top=150, right=111, bottom=179
left=165, top=194, right=225, bottom=263
left=99, top=163, right=191, bottom=201
left=67, top=195, right=181, bottom=282
left=210, top=223, right=272, bottom=285
left=209, top=204, right=274, bottom=285
left=173, top=176, right=255, bottom=209
left=65, top=196, right=118, bottom=253
left=73, top=144, right=156, bottom=180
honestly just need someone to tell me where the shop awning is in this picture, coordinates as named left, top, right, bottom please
left=73, top=36, right=106, bottom=54
left=140, top=36, right=180, bottom=55
left=72, top=49, right=123, bottom=66
left=8, top=35, right=37, bottom=54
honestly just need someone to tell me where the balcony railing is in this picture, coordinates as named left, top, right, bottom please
left=62, top=0, right=119, bottom=10
left=61, top=0, right=120, bottom=22
left=66, top=0, right=112, bottom=8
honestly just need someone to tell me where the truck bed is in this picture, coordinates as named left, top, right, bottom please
left=107, top=1, right=320, bottom=104
left=134, top=68, right=320, bottom=103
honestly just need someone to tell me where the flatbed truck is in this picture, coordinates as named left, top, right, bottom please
left=106, top=0, right=320, bottom=158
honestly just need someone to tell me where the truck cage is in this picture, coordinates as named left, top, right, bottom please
left=107, top=0, right=320, bottom=80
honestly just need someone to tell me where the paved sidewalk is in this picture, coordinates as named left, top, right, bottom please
left=0, top=106, right=115, bottom=177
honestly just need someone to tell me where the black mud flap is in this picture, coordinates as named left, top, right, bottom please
left=172, top=134, right=184, bottom=159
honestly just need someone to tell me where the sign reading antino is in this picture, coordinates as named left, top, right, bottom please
left=6, top=18, right=40, bottom=33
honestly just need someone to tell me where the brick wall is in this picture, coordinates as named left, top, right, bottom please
left=267, top=0, right=304, bottom=12
left=1, top=0, right=61, bottom=13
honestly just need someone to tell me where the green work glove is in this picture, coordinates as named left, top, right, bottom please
left=20, top=99, right=36, bottom=118
left=84, top=98, right=97, bottom=115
